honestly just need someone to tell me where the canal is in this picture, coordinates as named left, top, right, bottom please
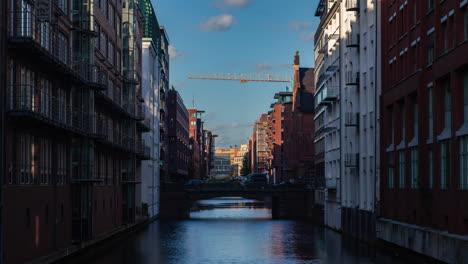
left=68, top=198, right=420, bottom=264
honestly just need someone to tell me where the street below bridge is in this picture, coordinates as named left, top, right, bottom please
left=60, top=198, right=423, bottom=264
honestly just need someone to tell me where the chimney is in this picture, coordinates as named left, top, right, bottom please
left=294, top=51, right=300, bottom=66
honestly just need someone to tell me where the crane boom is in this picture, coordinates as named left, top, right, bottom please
left=187, top=73, right=291, bottom=83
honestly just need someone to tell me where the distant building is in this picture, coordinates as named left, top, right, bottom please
left=251, top=114, right=269, bottom=174
left=167, top=87, right=190, bottom=183
left=235, top=144, right=249, bottom=176
left=212, top=152, right=231, bottom=180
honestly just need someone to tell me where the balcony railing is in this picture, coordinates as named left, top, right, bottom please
left=9, top=11, right=95, bottom=84
left=316, top=86, right=339, bottom=106
left=326, top=177, right=337, bottom=189
left=137, top=117, right=151, bottom=132
left=136, top=139, right=151, bottom=160
left=346, top=33, right=360, bottom=48
left=346, top=72, right=360, bottom=85
left=135, top=104, right=145, bottom=121
left=123, top=69, right=139, bottom=83
left=345, top=153, right=359, bottom=168
left=8, top=85, right=92, bottom=133
left=345, top=113, right=359, bottom=127
left=86, top=65, right=108, bottom=90
left=346, top=0, right=359, bottom=11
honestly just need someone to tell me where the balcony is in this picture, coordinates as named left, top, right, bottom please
left=316, top=86, right=339, bottom=106
left=96, top=88, right=135, bottom=118
left=137, top=117, right=151, bottom=132
left=346, top=0, right=359, bottom=11
left=9, top=11, right=89, bottom=84
left=345, top=153, right=359, bottom=168
left=345, top=113, right=359, bottom=127
left=8, top=85, right=92, bottom=134
left=346, top=33, right=360, bottom=48
left=136, top=139, right=151, bottom=160
left=134, top=104, right=145, bottom=121
left=345, top=72, right=360, bottom=85
left=86, top=65, right=108, bottom=90
left=123, top=69, right=139, bottom=84
left=326, top=177, right=337, bottom=189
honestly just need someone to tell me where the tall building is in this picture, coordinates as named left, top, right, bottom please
left=204, top=130, right=217, bottom=177
left=314, top=0, right=380, bottom=238
left=188, top=109, right=206, bottom=179
left=379, top=0, right=468, bottom=262
left=267, top=92, right=293, bottom=184
left=3, top=0, right=151, bottom=262
left=286, top=52, right=315, bottom=184
left=139, top=0, right=161, bottom=220
left=167, top=87, right=190, bottom=183
left=251, top=114, right=269, bottom=174
left=159, top=26, right=170, bottom=183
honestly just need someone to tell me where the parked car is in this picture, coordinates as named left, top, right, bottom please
left=185, top=180, right=203, bottom=189
left=241, top=173, right=268, bottom=187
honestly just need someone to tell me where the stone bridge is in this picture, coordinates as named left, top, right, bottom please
left=159, top=183, right=315, bottom=219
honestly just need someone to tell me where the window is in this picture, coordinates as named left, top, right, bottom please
left=388, top=152, right=395, bottom=189
left=460, top=136, right=468, bottom=190
left=56, top=0, right=68, bottom=14
left=410, top=147, right=418, bottom=188
left=190, top=121, right=196, bottom=126
left=56, top=32, right=68, bottom=64
left=109, top=4, right=115, bottom=27
left=94, top=23, right=100, bottom=49
left=428, top=33, right=435, bottom=64
left=414, top=103, right=418, bottom=138
left=116, top=16, right=121, bottom=37
left=102, top=0, right=107, bottom=18
left=442, top=22, right=449, bottom=52
left=100, top=31, right=107, bottom=56
left=108, top=41, right=115, bottom=65
left=465, top=11, right=468, bottom=40
left=429, top=85, right=433, bottom=137
left=399, top=151, right=405, bottom=188
left=428, top=0, right=434, bottom=11
left=402, top=102, right=406, bottom=141
left=191, top=113, right=197, bottom=117
left=429, top=147, right=434, bottom=188
left=18, top=133, right=33, bottom=184
left=39, top=138, right=52, bottom=184
left=444, top=81, right=451, bottom=129
left=57, top=143, right=67, bottom=185
left=464, top=71, right=468, bottom=122
left=440, top=141, right=450, bottom=189
left=116, top=51, right=121, bottom=74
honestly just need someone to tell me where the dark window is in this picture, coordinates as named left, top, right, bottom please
left=428, top=33, right=435, bottom=64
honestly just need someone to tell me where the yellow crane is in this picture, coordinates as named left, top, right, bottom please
left=187, top=73, right=291, bottom=83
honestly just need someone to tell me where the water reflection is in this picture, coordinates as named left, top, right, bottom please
left=65, top=197, right=412, bottom=264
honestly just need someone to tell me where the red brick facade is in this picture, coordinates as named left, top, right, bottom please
left=381, top=0, right=468, bottom=235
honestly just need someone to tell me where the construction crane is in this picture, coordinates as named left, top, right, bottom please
left=187, top=73, right=291, bottom=83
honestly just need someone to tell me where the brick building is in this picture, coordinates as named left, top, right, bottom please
left=2, top=0, right=152, bottom=262
left=267, top=92, right=293, bottom=184
left=285, top=52, right=315, bottom=184
left=167, top=88, right=190, bottom=183
left=379, top=0, right=468, bottom=262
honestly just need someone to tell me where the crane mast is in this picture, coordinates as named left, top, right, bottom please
left=188, top=73, right=291, bottom=83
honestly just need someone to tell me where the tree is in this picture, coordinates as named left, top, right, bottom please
left=240, top=152, right=251, bottom=176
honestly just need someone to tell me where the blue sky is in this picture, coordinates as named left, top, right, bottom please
left=154, top=0, right=320, bottom=148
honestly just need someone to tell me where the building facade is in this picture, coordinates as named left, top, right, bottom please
left=167, top=88, right=190, bottom=183
left=251, top=114, right=269, bottom=174
left=140, top=0, right=161, bottom=220
left=286, top=52, right=316, bottom=185
left=212, top=152, right=231, bottom=179
left=267, top=92, right=293, bottom=184
left=159, top=26, right=170, bottom=183
left=3, top=0, right=153, bottom=262
left=379, top=0, right=468, bottom=262
left=314, top=0, right=380, bottom=238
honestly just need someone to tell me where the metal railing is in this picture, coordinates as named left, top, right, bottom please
left=345, top=112, right=359, bottom=127
left=345, top=153, right=359, bottom=168
left=8, top=85, right=92, bottom=133
left=346, top=0, right=359, bottom=11
left=9, top=11, right=52, bottom=51
left=346, top=72, right=360, bottom=85
left=346, top=33, right=360, bottom=48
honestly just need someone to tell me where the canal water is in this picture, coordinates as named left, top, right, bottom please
left=73, top=198, right=417, bottom=264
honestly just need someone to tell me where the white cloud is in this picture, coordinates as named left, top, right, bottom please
left=288, top=21, right=314, bottom=31
left=214, top=0, right=253, bottom=9
left=200, top=14, right=236, bottom=33
left=255, top=63, right=273, bottom=73
left=168, top=45, right=183, bottom=60
left=300, top=31, right=316, bottom=41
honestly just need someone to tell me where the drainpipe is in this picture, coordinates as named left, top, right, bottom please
left=0, top=0, right=7, bottom=261
left=374, top=0, right=380, bottom=220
